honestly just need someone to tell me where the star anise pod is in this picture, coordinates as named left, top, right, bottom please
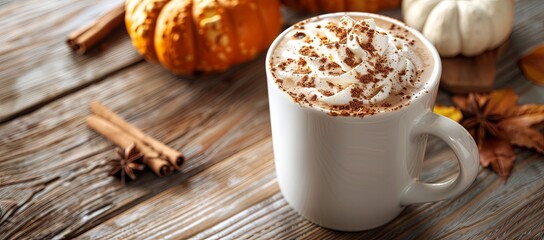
left=109, top=143, right=145, bottom=185
left=453, top=88, right=544, bottom=180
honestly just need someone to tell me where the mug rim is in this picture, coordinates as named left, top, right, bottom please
left=265, top=12, right=442, bottom=119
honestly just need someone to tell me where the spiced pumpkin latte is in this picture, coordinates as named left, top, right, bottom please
left=269, top=15, right=435, bottom=116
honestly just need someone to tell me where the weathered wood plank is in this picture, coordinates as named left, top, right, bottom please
left=0, top=0, right=142, bottom=123
left=78, top=136, right=457, bottom=239
left=0, top=54, right=271, bottom=239
left=1, top=0, right=543, bottom=239
left=79, top=134, right=544, bottom=239
left=81, top=138, right=278, bottom=240
left=495, top=0, right=544, bottom=92
left=79, top=1, right=544, bottom=238
left=185, top=154, right=543, bottom=240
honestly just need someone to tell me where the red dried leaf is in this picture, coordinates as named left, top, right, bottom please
left=480, top=139, right=516, bottom=180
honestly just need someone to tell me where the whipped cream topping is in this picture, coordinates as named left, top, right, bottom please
left=271, top=16, right=425, bottom=115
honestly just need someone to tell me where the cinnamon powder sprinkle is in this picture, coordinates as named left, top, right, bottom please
left=375, top=60, right=394, bottom=78
left=349, top=100, right=364, bottom=109
left=272, top=17, right=426, bottom=118
left=344, top=48, right=360, bottom=67
left=326, top=62, right=341, bottom=70
left=380, top=102, right=392, bottom=108
left=320, top=90, right=334, bottom=97
left=345, top=48, right=354, bottom=57
left=293, top=67, right=311, bottom=74
left=294, top=32, right=306, bottom=39
left=294, top=21, right=307, bottom=29
left=327, top=100, right=386, bottom=117
left=355, top=72, right=376, bottom=84
left=299, top=46, right=319, bottom=58
left=350, top=87, right=363, bottom=98
left=344, top=57, right=356, bottom=67
left=298, top=75, right=316, bottom=88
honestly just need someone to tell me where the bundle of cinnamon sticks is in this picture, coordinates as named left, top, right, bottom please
left=87, top=101, right=184, bottom=177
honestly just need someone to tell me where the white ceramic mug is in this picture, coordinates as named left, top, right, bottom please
left=265, top=12, right=480, bottom=231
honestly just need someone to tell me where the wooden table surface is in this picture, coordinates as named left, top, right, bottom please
left=1, top=0, right=543, bottom=239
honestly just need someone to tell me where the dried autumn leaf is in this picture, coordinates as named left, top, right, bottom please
left=520, top=44, right=544, bottom=85
left=498, top=123, right=544, bottom=154
left=480, top=139, right=516, bottom=180
left=505, top=104, right=544, bottom=118
left=453, top=88, right=544, bottom=180
left=452, top=96, right=468, bottom=110
left=500, top=104, right=544, bottom=154
left=500, top=113, right=544, bottom=128
left=484, top=88, right=517, bottom=116
left=434, top=105, right=463, bottom=122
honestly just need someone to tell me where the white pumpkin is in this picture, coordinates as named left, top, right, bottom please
left=402, top=0, right=515, bottom=57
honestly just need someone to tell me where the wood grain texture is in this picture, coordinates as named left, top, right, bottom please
left=79, top=139, right=544, bottom=239
left=0, top=0, right=142, bottom=123
left=187, top=153, right=544, bottom=240
left=0, top=57, right=271, bottom=239
left=0, top=0, right=543, bottom=239
left=80, top=0, right=544, bottom=239
left=82, top=138, right=278, bottom=239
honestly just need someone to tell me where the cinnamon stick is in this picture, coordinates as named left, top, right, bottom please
left=87, top=115, right=174, bottom=177
left=90, top=101, right=185, bottom=170
left=66, top=4, right=125, bottom=54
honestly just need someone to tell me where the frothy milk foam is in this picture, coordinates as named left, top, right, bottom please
left=269, top=15, right=435, bottom=116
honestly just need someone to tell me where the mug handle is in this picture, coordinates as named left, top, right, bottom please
left=400, top=111, right=480, bottom=205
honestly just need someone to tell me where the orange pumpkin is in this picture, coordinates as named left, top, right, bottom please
left=125, top=0, right=282, bottom=75
left=281, top=0, right=401, bottom=13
